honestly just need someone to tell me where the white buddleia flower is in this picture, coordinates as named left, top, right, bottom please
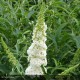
left=25, top=3, right=47, bottom=75
left=25, top=23, right=47, bottom=75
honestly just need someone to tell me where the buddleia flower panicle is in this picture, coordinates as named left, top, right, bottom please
left=1, top=37, right=19, bottom=67
left=25, top=3, right=47, bottom=75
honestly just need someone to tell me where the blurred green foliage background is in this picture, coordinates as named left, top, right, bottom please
left=0, top=0, right=80, bottom=80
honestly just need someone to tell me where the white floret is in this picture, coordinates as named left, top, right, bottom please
left=25, top=66, right=43, bottom=75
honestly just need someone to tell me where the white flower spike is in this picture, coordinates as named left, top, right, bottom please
left=25, top=3, right=47, bottom=75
